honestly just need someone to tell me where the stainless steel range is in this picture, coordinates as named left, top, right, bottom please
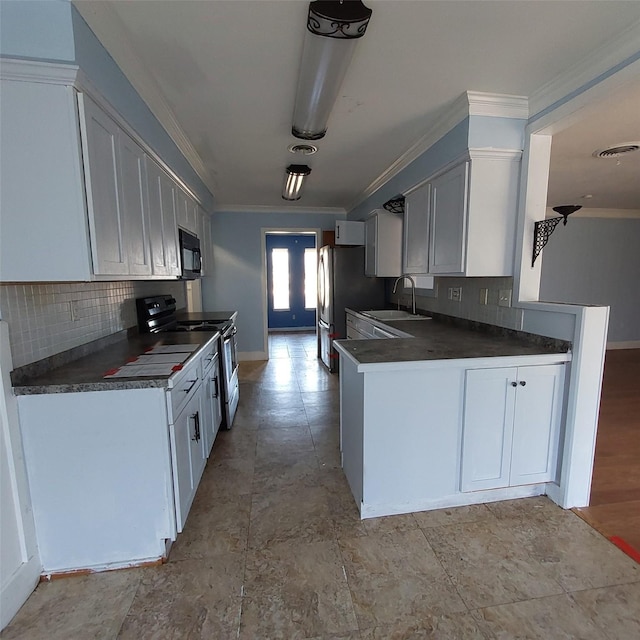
left=136, top=295, right=239, bottom=429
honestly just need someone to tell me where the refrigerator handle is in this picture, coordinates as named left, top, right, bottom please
left=319, top=319, right=331, bottom=330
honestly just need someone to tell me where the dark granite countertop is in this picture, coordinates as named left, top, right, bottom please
left=12, top=331, right=220, bottom=395
left=337, top=310, right=571, bottom=367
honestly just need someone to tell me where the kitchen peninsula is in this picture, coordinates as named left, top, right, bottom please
left=335, top=310, right=572, bottom=519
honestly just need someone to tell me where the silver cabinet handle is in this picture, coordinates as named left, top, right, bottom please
left=211, top=376, right=219, bottom=398
left=190, top=412, right=201, bottom=442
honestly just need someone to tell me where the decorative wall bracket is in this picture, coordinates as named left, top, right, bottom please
left=532, top=205, right=581, bottom=267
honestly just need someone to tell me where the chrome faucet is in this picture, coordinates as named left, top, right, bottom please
left=392, top=275, right=416, bottom=315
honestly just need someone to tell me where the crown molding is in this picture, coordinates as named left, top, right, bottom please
left=352, top=91, right=529, bottom=211
left=468, top=148, right=523, bottom=161
left=214, top=204, right=346, bottom=216
left=529, top=18, right=640, bottom=119
left=467, top=91, right=529, bottom=119
left=0, top=58, right=80, bottom=84
left=72, top=1, right=216, bottom=197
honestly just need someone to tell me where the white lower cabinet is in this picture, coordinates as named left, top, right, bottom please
left=16, top=336, right=220, bottom=573
left=170, top=384, right=206, bottom=532
left=461, top=364, right=565, bottom=492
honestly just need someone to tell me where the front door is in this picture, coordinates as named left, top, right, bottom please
left=266, top=234, right=316, bottom=329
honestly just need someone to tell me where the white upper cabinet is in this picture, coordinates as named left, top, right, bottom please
left=80, top=95, right=152, bottom=277
left=118, top=131, right=152, bottom=276
left=402, top=182, right=430, bottom=275
left=78, top=94, right=129, bottom=276
left=0, top=62, right=205, bottom=282
left=364, top=210, right=402, bottom=277
left=176, top=189, right=198, bottom=234
left=335, top=220, right=365, bottom=245
left=427, top=152, right=520, bottom=277
left=146, top=158, right=180, bottom=277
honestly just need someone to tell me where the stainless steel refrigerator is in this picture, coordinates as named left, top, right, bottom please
left=318, top=245, right=386, bottom=372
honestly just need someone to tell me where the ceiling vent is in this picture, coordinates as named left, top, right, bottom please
left=593, top=142, right=640, bottom=158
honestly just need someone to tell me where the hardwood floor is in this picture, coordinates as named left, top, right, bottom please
left=575, top=349, right=640, bottom=554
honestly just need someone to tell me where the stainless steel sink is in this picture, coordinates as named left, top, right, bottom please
left=362, top=309, right=429, bottom=321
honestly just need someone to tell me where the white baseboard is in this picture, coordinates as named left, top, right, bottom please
left=239, top=351, right=268, bottom=362
left=1, top=554, right=41, bottom=630
left=607, top=341, right=640, bottom=350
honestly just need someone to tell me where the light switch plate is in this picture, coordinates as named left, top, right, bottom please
left=479, top=288, right=488, bottom=305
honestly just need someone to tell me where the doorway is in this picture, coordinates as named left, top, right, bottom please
left=266, top=233, right=317, bottom=330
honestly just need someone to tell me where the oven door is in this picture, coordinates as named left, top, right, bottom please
left=221, top=328, right=239, bottom=428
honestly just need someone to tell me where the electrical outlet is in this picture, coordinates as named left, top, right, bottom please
left=450, top=287, right=462, bottom=302
left=479, top=288, right=488, bottom=305
left=498, top=289, right=512, bottom=307
left=69, top=300, right=81, bottom=322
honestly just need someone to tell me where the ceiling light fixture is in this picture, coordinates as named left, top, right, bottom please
left=282, top=164, right=312, bottom=201
left=292, top=0, right=373, bottom=140
left=532, top=205, right=582, bottom=266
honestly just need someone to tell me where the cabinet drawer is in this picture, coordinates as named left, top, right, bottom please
left=169, top=365, right=201, bottom=422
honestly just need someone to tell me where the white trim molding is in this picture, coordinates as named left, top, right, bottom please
left=214, top=204, right=346, bottom=216
left=607, top=341, right=640, bottom=350
left=355, top=92, right=528, bottom=209
left=467, top=91, right=529, bottom=119
left=529, top=18, right=640, bottom=120
left=0, top=58, right=80, bottom=84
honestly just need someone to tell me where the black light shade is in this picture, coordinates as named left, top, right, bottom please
left=282, top=164, right=312, bottom=201
left=292, top=0, right=373, bottom=140
left=552, top=205, right=582, bottom=225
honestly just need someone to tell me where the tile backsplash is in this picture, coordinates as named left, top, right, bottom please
left=0, top=281, right=185, bottom=368
left=392, top=276, right=524, bottom=329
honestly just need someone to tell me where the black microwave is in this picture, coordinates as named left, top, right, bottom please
left=179, top=229, right=202, bottom=279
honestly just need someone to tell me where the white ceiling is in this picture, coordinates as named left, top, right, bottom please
left=73, top=0, right=640, bottom=213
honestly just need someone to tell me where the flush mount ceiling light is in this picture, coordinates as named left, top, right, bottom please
left=292, top=0, right=373, bottom=140
left=532, top=205, right=582, bottom=267
left=282, top=164, right=312, bottom=201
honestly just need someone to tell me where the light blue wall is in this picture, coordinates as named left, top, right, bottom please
left=70, top=8, right=214, bottom=211
left=0, top=0, right=214, bottom=210
left=348, top=115, right=526, bottom=221
left=540, top=218, right=640, bottom=343
left=0, top=0, right=75, bottom=62
left=203, top=210, right=345, bottom=355
left=349, top=119, right=470, bottom=220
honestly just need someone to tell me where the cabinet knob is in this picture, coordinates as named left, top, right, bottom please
left=520, top=380, right=527, bottom=386
left=511, top=381, right=518, bottom=387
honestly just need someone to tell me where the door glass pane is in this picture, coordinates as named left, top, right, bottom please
left=304, top=248, right=317, bottom=310
left=272, top=248, right=290, bottom=310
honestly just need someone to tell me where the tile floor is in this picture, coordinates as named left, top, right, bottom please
left=3, top=332, right=639, bottom=639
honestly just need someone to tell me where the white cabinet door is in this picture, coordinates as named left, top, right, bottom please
left=79, top=95, right=128, bottom=276
left=461, top=367, right=515, bottom=492
left=202, top=355, right=222, bottom=456
left=403, top=183, right=430, bottom=274
left=176, top=189, right=198, bottom=234
left=170, top=385, right=205, bottom=532
left=510, top=364, right=564, bottom=486
left=146, top=158, right=180, bottom=277
left=461, top=364, right=565, bottom=492
left=428, top=162, right=468, bottom=275
left=336, top=220, right=365, bottom=245
left=364, top=211, right=402, bottom=277
left=118, top=132, right=152, bottom=276
left=364, top=217, right=377, bottom=277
